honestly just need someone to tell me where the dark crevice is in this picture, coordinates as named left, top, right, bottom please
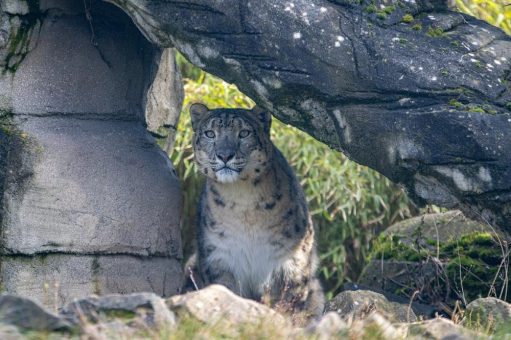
left=256, top=64, right=310, bottom=76
left=165, top=1, right=226, bottom=16
left=223, top=53, right=274, bottom=62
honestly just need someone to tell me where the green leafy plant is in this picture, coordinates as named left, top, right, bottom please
left=456, top=0, right=511, bottom=35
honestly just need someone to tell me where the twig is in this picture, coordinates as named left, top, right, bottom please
left=407, top=290, right=419, bottom=323
left=187, top=266, right=199, bottom=291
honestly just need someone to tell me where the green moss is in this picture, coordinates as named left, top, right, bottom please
left=505, top=102, right=511, bottom=111
left=427, top=26, right=444, bottom=37
left=376, top=11, right=387, bottom=20
left=383, top=5, right=396, bottom=14
left=370, top=234, right=429, bottom=262
left=104, top=309, right=137, bottom=321
left=370, top=231, right=509, bottom=305
left=448, top=99, right=463, bottom=108
left=451, top=40, right=461, bottom=47
left=3, top=1, right=42, bottom=74
left=441, top=69, right=449, bottom=76
left=467, top=106, right=485, bottom=113
left=365, top=4, right=377, bottom=13
left=402, top=14, right=414, bottom=23
left=398, top=38, right=408, bottom=44
left=412, top=23, right=422, bottom=31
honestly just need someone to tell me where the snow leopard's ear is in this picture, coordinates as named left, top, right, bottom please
left=251, top=105, right=272, bottom=134
left=189, top=103, right=210, bottom=130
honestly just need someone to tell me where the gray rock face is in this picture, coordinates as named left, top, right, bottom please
left=145, top=48, right=184, bottom=154
left=4, top=118, right=181, bottom=256
left=107, top=0, right=511, bottom=230
left=0, top=0, right=183, bottom=306
left=1, top=255, right=182, bottom=308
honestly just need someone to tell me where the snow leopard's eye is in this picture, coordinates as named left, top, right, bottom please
left=204, top=130, right=215, bottom=138
left=239, top=129, right=251, bottom=138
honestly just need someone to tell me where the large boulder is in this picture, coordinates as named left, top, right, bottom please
left=358, top=211, right=509, bottom=311
left=105, top=0, right=511, bottom=230
left=0, top=0, right=183, bottom=306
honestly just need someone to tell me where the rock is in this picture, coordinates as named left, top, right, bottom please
left=0, top=295, right=72, bottom=331
left=325, top=290, right=417, bottom=323
left=145, top=48, right=184, bottom=154
left=1, top=254, right=182, bottom=308
left=350, top=312, right=408, bottom=339
left=305, top=312, right=348, bottom=339
left=462, top=297, right=511, bottom=332
left=167, top=285, right=287, bottom=326
left=0, top=0, right=29, bottom=15
left=61, top=292, right=176, bottom=328
left=3, top=118, right=181, bottom=257
left=106, top=0, right=511, bottom=230
left=383, top=210, right=492, bottom=244
left=406, top=317, right=481, bottom=339
left=358, top=211, right=509, bottom=312
left=9, top=3, right=155, bottom=117
left=0, top=324, right=23, bottom=340
left=0, top=0, right=184, bottom=306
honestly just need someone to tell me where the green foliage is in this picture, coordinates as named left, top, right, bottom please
left=412, top=23, right=423, bottom=31
left=371, top=232, right=510, bottom=305
left=172, top=53, right=413, bottom=299
left=402, top=14, right=414, bottom=23
left=456, top=0, right=511, bottom=35
left=427, top=26, right=445, bottom=37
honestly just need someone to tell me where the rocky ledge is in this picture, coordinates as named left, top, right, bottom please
left=0, top=284, right=509, bottom=339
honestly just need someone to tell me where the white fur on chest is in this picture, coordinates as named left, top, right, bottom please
left=206, top=224, right=285, bottom=298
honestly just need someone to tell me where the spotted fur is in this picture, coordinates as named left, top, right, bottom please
left=184, top=104, right=325, bottom=320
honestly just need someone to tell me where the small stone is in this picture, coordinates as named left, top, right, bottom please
left=61, top=292, right=176, bottom=329
left=325, top=290, right=417, bottom=323
left=167, top=285, right=287, bottom=326
left=1, top=0, right=29, bottom=15
left=462, top=297, right=511, bottom=332
left=0, top=295, right=72, bottom=331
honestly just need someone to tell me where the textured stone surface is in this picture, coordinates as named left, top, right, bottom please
left=145, top=48, right=184, bottom=154
left=167, top=285, right=286, bottom=326
left=0, top=0, right=184, bottom=305
left=407, top=318, right=478, bottom=340
left=10, top=1, right=155, bottom=118
left=462, top=297, right=511, bottom=331
left=61, top=292, right=176, bottom=327
left=108, top=0, right=511, bottom=229
left=1, top=255, right=182, bottom=307
left=0, top=295, right=72, bottom=331
left=0, top=0, right=29, bottom=16
left=325, top=290, right=417, bottom=323
left=383, top=210, right=494, bottom=244
left=2, top=117, right=181, bottom=257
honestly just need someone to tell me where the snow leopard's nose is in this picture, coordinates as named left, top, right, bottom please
left=216, top=150, right=235, bottom=163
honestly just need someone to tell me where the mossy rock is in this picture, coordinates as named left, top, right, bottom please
left=462, top=297, right=511, bottom=334
left=359, top=211, right=510, bottom=313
